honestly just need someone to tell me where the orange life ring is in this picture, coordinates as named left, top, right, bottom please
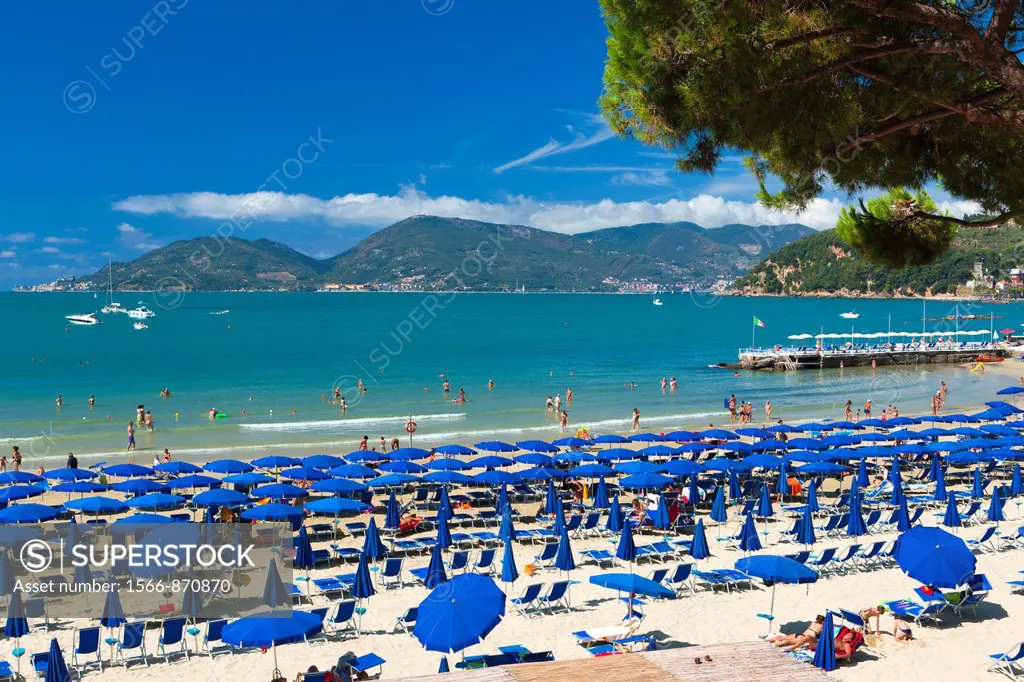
left=405, top=420, right=417, bottom=434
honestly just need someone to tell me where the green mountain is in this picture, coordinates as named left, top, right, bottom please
left=68, top=216, right=815, bottom=292
left=733, top=225, right=1024, bottom=295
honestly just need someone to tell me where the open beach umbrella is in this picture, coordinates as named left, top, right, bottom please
left=252, top=455, right=301, bottom=469
left=436, top=511, right=453, bottom=551
left=302, top=454, right=344, bottom=470
left=593, top=477, right=610, bottom=509
left=65, top=496, right=129, bottom=515
left=516, top=452, right=555, bottom=467
left=379, top=461, right=428, bottom=475
left=500, top=541, right=518, bottom=584
left=988, top=487, right=1006, bottom=524
left=252, top=483, right=308, bottom=500
left=738, top=513, right=762, bottom=552
left=690, top=518, right=711, bottom=560
left=363, top=518, right=386, bottom=561
left=798, top=505, right=816, bottom=546
left=515, top=439, right=558, bottom=453
left=474, top=441, right=517, bottom=453
left=304, top=497, right=367, bottom=517
left=894, top=526, right=976, bottom=588
left=426, top=458, right=472, bottom=472
left=168, top=474, right=221, bottom=490
left=933, top=468, right=947, bottom=502
left=620, top=473, right=673, bottom=490
left=0, top=503, right=59, bottom=524
left=475, top=470, right=516, bottom=486
left=414, top=573, right=506, bottom=654
left=281, top=466, right=330, bottom=482
left=388, top=447, right=432, bottom=461
left=154, top=461, right=202, bottom=475
left=309, top=478, right=367, bottom=495
left=222, top=472, right=273, bottom=487
left=52, top=480, right=109, bottom=495
left=942, top=492, right=962, bottom=529
left=44, top=468, right=96, bottom=482
left=384, top=491, right=401, bottom=530
left=204, top=459, right=254, bottom=475
left=469, top=455, right=514, bottom=469
left=367, top=473, right=421, bottom=488
left=735, top=555, right=818, bottom=635
left=662, top=459, right=704, bottom=477
left=125, top=492, right=185, bottom=511
left=241, top=503, right=304, bottom=530
left=222, top=610, right=322, bottom=676
left=423, top=543, right=448, bottom=589
left=0, top=471, right=43, bottom=485
left=710, top=487, right=727, bottom=524
left=998, top=386, right=1024, bottom=395
left=101, top=463, right=154, bottom=478
left=590, top=572, right=674, bottom=619
left=329, top=464, right=377, bottom=479
left=425, top=471, right=474, bottom=486
left=616, top=521, right=637, bottom=566
left=896, top=493, right=912, bottom=532
left=812, top=611, right=837, bottom=671
left=111, top=479, right=165, bottom=495
left=972, top=468, right=984, bottom=499
left=607, top=495, right=624, bottom=533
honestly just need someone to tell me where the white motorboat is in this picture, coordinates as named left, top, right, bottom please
left=127, top=303, right=156, bottom=319
left=133, top=322, right=148, bottom=330
left=652, top=298, right=663, bottom=306
left=66, top=313, right=100, bottom=326
left=839, top=310, right=860, bottom=319
left=101, top=301, right=127, bottom=314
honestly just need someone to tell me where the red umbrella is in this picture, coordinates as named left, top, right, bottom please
left=1000, top=329, right=1016, bottom=335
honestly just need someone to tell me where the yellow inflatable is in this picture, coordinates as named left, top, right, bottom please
left=971, top=362, right=985, bottom=374
left=576, top=426, right=591, bottom=440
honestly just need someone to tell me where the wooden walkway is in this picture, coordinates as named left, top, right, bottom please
left=386, top=642, right=829, bottom=681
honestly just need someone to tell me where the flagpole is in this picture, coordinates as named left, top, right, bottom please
left=752, top=317, right=755, bottom=348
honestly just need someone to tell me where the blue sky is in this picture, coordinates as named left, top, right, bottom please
left=0, top=1, right=969, bottom=288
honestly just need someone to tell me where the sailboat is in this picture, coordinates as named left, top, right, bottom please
left=100, top=260, right=126, bottom=314
left=839, top=310, right=860, bottom=319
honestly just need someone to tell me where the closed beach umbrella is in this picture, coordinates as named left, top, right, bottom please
left=351, top=552, right=375, bottom=600
left=499, top=504, right=515, bottom=543
left=0, top=551, right=14, bottom=597
left=889, top=456, right=902, bottom=487
left=728, top=469, right=741, bottom=500
left=363, top=518, right=386, bottom=561
left=384, top=491, right=401, bottom=530
left=776, top=463, right=788, bottom=497
left=812, top=611, right=837, bottom=671
left=738, top=513, right=762, bottom=552
left=436, top=511, right=452, bottom=551
left=495, top=483, right=509, bottom=514
left=650, top=493, right=671, bottom=530
left=100, top=583, right=126, bottom=628
left=735, top=555, right=818, bottom=635
left=928, top=456, right=942, bottom=483
left=500, top=541, right=518, bottom=584
left=439, top=658, right=449, bottom=674
left=424, top=543, right=448, bottom=588
left=552, top=498, right=565, bottom=536
left=896, top=493, right=912, bottom=532
left=293, top=526, right=315, bottom=574
left=4, top=588, right=28, bottom=639
left=988, top=487, right=1005, bottom=524
left=798, top=505, right=816, bottom=546
left=607, top=495, right=624, bottom=533
left=972, top=468, right=984, bottom=500
left=438, top=486, right=454, bottom=521
left=1012, top=464, right=1023, bottom=497
left=687, top=475, right=701, bottom=507
left=593, top=477, right=610, bottom=509
left=616, top=522, right=636, bottom=564
left=756, top=481, right=774, bottom=517
left=890, top=476, right=904, bottom=508
left=933, top=468, right=947, bottom=502
left=942, top=492, right=962, bottom=529
left=43, top=637, right=70, bottom=682
left=847, top=487, right=867, bottom=537
left=895, top=526, right=976, bottom=588
left=413, top=574, right=505, bottom=654
left=710, top=487, right=727, bottom=524
left=263, top=558, right=288, bottom=608
left=690, top=518, right=710, bottom=560
left=544, top=479, right=558, bottom=515
left=554, top=525, right=576, bottom=573
left=805, top=479, right=820, bottom=513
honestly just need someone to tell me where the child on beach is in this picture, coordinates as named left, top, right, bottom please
left=893, top=614, right=913, bottom=641
left=632, top=408, right=640, bottom=430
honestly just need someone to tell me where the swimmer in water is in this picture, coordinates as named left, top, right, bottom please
left=340, top=397, right=347, bottom=415
left=566, top=387, right=573, bottom=402
left=56, top=394, right=63, bottom=409
left=442, top=380, right=450, bottom=393
left=632, top=408, right=640, bottom=430
left=88, top=394, right=95, bottom=409
left=488, top=379, right=494, bottom=389
left=459, top=388, right=466, bottom=403
left=208, top=408, right=218, bottom=421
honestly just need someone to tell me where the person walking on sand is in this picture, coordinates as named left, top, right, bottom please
left=12, top=446, right=22, bottom=472
left=358, top=435, right=368, bottom=451
left=728, top=394, right=737, bottom=422
left=0, top=455, right=6, bottom=472
left=845, top=400, right=852, bottom=421
left=126, top=422, right=135, bottom=452
left=632, top=408, right=641, bottom=430
left=863, top=399, right=872, bottom=418
left=764, top=400, right=773, bottom=420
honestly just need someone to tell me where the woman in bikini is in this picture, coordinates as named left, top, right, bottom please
left=768, top=614, right=824, bottom=651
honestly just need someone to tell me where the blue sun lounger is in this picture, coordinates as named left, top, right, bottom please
left=988, top=642, right=1024, bottom=680
left=884, top=598, right=947, bottom=626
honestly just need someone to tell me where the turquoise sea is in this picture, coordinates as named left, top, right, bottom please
left=1, top=291, right=1021, bottom=465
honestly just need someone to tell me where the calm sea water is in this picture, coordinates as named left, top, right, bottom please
left=1, top=291, right=1020, bottom=465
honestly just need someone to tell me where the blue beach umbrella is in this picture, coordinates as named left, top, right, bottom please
left=1013, top=464, right=1023, bottom=496
left=895, top=493, right=912, bottom=532
left=756, top=482, right=774, bottom=518
left=616, top=522, right=637, bottom=564
left=44, top=637, right=70, bottom=682
left=894, top=526, right=976, bottom=588
left=553, top=436, right=593, bottom=448
left=438, top=658, right=449, bottom=674
left=126, top=492, right=186, bottom=511
left=846, top=488, right=867, bottom=537
left=554, top=525, right=576, bottom=573
left=474, top=441, right=517, bottom=453
left=4, top=589, right=28, bottom=639
left=544, top=479, right=558, bottom=515
left=972, top=468, right=984, bottom=500
left=192, top=488, right=250, bottom=508
left=424, top=471, right=474, bottom=486
left=101, top=463, right=154, bottom=478
left=413, top=573, right=505, bottom=654
left=607, top=495, right=624, bottom=533
left=805, top=479, right=820, bottom=513
left=100, top=583, right=126, bottom=627
left=499, top=504, right=515, bottom=543
left=65, top=496, right=129, bottom=515
left=933, top=468, right=947, bottom=502
left=111, top=479, right=165, bottom=495
left=168, top=474, right=221, bottom=490
left=44, top=468, right=96, bottom=482
left=474, top=470, right=517, bottom=486
left=304, top=497, right=367, bottom=516
left=500, top=541, right=518, bottom=584
left=223, top=473, right=273, bottom=487
left=221, top=611, right=322, bottom=673
left=351, top=552, right=376, bottom=600
left=53, top=480, right=109, bottom=495
left=619, top=473, right=673, bottom=489
left=776, top=463, right=789, bottom=497
left=515, top=440, right=557, bottom=453
left=0, top=471, right=42, bottom=485
left=617, top=460, right=662, bottom=475
left=593, top=476, right=610, bottom=509
left=942, top=492, right=962, bottom=529
left=328, top=464, right=376, bottom=479
left=890, top=476, right=905, bottom=508
left=650, top=493, right=671, bottom=530
left=263, top=558, right=288, bottom=608
left=301, top=454, right=344, bottom=470
left=662, top=460, right=704, bottom=477
left=710, top=487, right=727, bottom=524
left=738, top=513, right=762, bottom=552
left=344, top=451, right=388, bottom=464
left=857, top=460, right=870, bottom=488
left=812, top=611, right=837, bottom=671
left=998, top=386, right=1024, bottom=395
left=593, top=434, right=629, bottom=444
left=735, top=555, right=819, bottom=635
left=797, top=505, right=816, bottom=546
left=590, top=572, right=674, bottom=600
left=154, top=461, right=202, bottom=475
left=469, top=455, right=514, bottom=469
left=568, top=463, right=614, bottom=478
left=728, top=469, right=741, bottom=500
left=252, top=455, right=301, bottom=469
left=281, top=466, right=330, bottom=482
left=552, top=498, right=565, bottom=536
left=0, top=503, right=59, bottom=523
left=928, top=456, right=942, bottom=482
left=427, top=458, right=472, bottom=472
left=690, top=518, right=710, bottom=560
left=293, top=526, right=315, bottom=573
left=204, top=459, right=253, bottom=475
left=687, top=474, right=701, bottom=507
left=384, top=491, right=401, bottom=530
left=496, top=484, right=509, bottom=514
left=379, top=461, right=428, bottom=475
left=988, top=487, right=1006, bottom=524
left=367, top=473, right=420, bottom=488
left=241, top=503, right=304, bottom=530
left=436, top=511, right=453, bottom=551
left=309, top=478, right=367, bottom=495
left=363, top=518, right=386, bottom=561
left=252, top=483, right=308, bottom=500
left=438, top=486, right=454, bottom=521
left=515, top=452, right=554, bottom=467
left=423, top=543, right=448, bottom=589
left=388, top=448, right=431, bottom=461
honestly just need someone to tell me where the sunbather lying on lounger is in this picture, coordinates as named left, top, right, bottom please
left=767, top=615, right=824, bottom=651
left=835, top=627, right=864, bottom=661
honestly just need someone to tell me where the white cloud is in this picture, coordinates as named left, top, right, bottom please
left=493, top=120, right=616, bottom=174
left=43, top=236, right=84, bottom=244
left=116, top=223, right=139, bottom=233
left=0, top=250, right=16, bottom=258
left=115, top=222, right=160, bottom=250
left=610, top=170, right=673, bottom=187
left=1, top=232, right=34, bottom=243
left=114, top=186, right=852, bottom=232
left=40, top=246, right=59, bottom=254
